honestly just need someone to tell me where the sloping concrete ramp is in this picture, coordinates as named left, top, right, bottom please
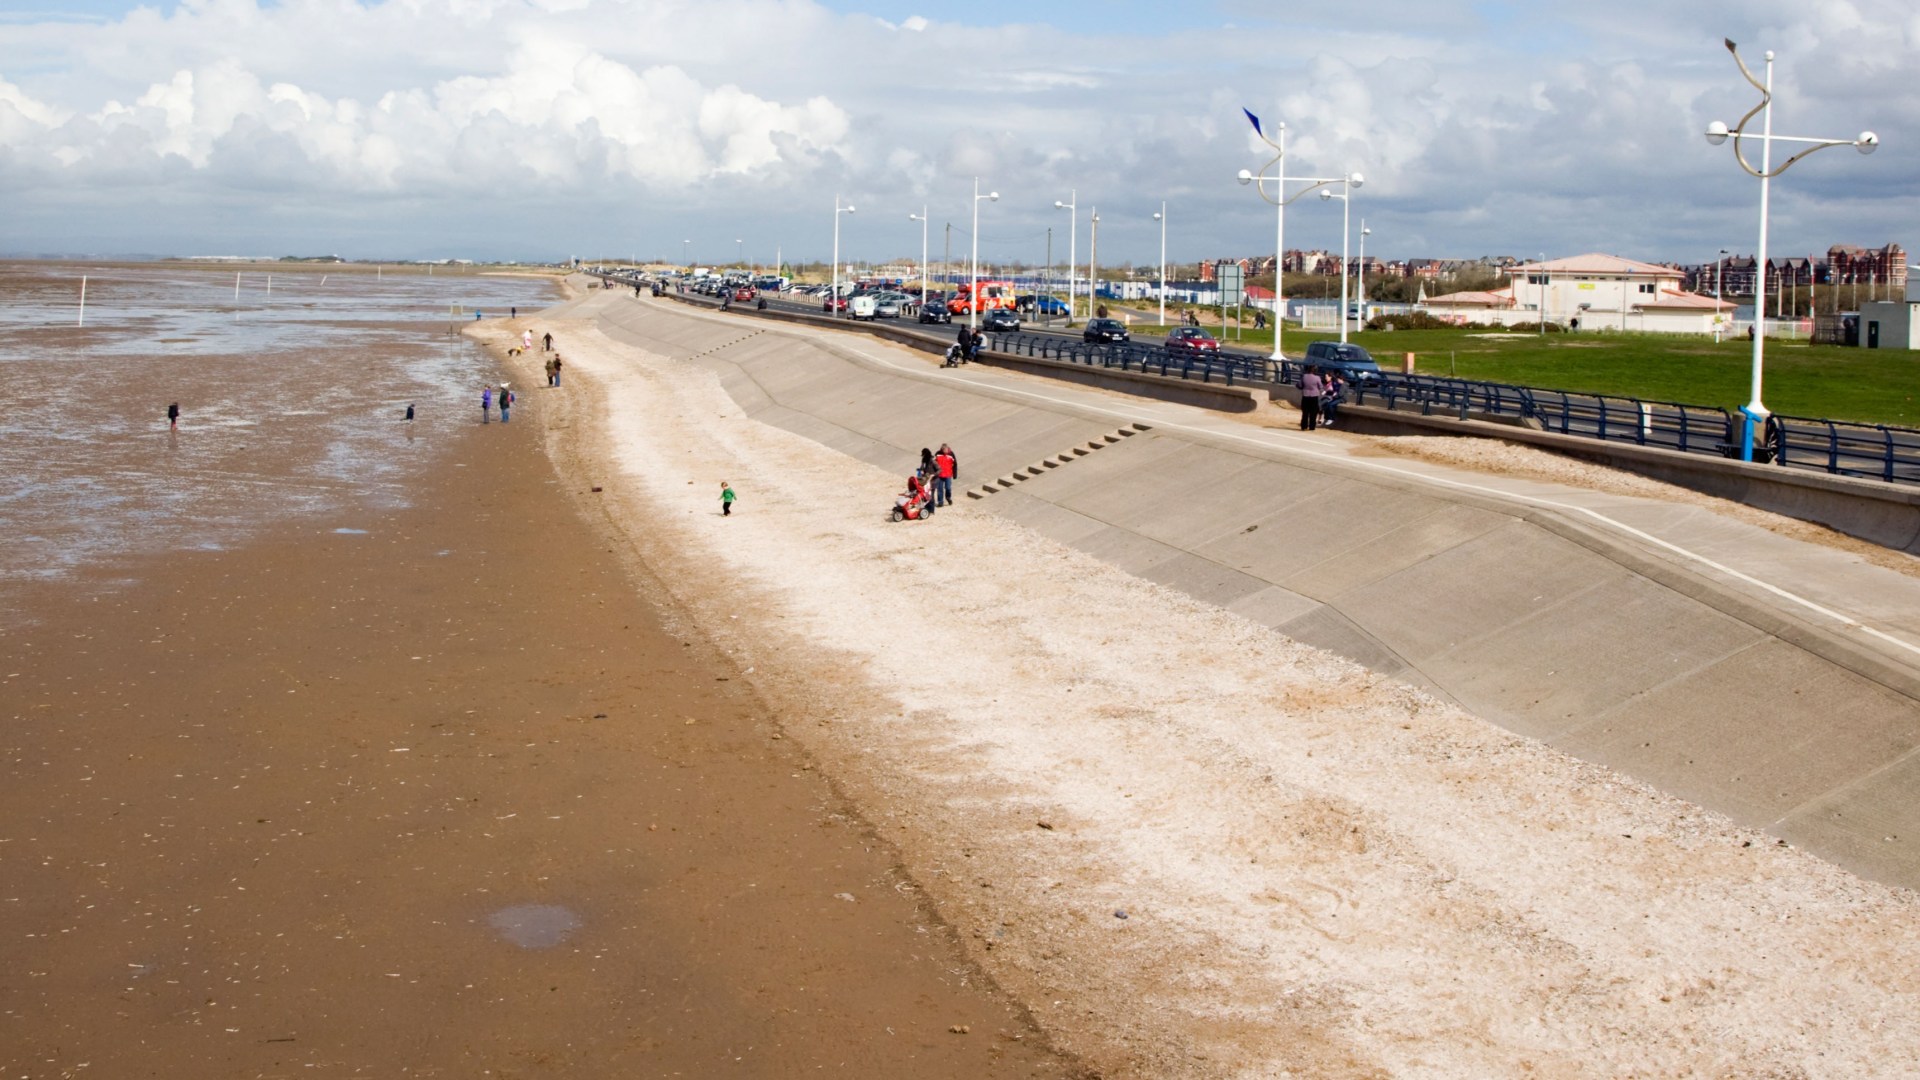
left=585, top=295, right=1920, bottom=890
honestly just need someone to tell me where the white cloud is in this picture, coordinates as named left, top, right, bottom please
left=0, top=0, right=1913, bottom=264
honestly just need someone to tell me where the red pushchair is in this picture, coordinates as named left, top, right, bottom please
left=891, top=475, right=935, bottom=521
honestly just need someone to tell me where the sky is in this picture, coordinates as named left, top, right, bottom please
left=1, top=0, right=1915, bottom=270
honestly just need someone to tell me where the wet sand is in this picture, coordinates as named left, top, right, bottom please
left=0, top=344, right=1078, bottom=1075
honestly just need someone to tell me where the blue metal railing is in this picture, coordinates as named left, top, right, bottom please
left=1766, top=415, right=1920, bottom=484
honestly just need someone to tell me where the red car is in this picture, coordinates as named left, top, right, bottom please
left=1164, top=326, right=1220, bottom=356
left=821, top=294, right=848, bottom=313
left=732, top=285, right=757, bottom=302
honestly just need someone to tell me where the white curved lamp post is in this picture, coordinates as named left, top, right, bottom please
left=1705, top=39, right=1877, bottom=462
left=1236, top=109, right=1367, bottom=361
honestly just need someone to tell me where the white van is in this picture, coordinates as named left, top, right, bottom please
left=849, top=294, right=879, bottom=320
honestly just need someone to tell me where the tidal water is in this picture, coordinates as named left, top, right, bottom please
left=0, top=262, right=557, bottom=599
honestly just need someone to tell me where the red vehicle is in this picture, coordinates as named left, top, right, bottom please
left=732, top=285, right=757, bottom=302
left=1164, top=326, right=1221, bottom=357
left=822, top=293, right=848, bottom=313
left=946, top=279, right=1016, bottom=316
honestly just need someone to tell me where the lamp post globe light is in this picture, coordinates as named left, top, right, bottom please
left=1317, top=172, right=1363, bottom=344
left=971, top=178, right=999, bottom=331
left=1153, top=204, right=1167, bottom=327
left=1054, top=191, right=1077, bottom=320
left=832, top=196, right=855, bottom=318
left=908, top=208, right=929, bottom=308
left=1705, top=38, right=1878, bottom=463
left=1235, top=109, right=1367, bottom=361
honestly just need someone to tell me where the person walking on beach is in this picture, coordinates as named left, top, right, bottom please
left=720, top=481, right=736, bottom=516
left=166, top=402, right=180, bottom=430
left=542, top=332, right=553, bottom=352
left=499, top=384, right=513, bottom=423
left=481, top=385, right=492, bottom=423
left=522, top=329, right=533, bottom=352
left=934, top=444, right=956, bottom=507
left=545, top=356, right=556, bottom=387
left=552, top=355, right=562, bottom=387
left=1298, top=366, right=1324, bottom=431
left=405, top=403, right=415, bottom=422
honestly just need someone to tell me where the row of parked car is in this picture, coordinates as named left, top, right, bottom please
left=608, top=270, right=1389, bottom=381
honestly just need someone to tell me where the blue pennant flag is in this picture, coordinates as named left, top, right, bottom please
left=1242, top=108, right=1263, bottom=138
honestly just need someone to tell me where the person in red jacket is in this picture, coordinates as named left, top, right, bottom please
left=933, top=445, right=956, bottom=506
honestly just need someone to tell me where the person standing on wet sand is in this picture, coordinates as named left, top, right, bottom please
left=720, top=481, right=736, bottom=516
left=481, top=385, right=492, bottom=424
left=499, top=385, right=513, bottom=423
left=167, top=402, right=180, bottom=430
left=542, top=332, right=553, bottom=352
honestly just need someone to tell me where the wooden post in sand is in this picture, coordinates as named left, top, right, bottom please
left=77, top=275, right=87, bottom=327
left=234, top=272, right=241, bottom=302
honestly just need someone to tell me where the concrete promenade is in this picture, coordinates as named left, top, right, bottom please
left=574, top=288, right=1920, bottom=891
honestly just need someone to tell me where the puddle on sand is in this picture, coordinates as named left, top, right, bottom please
left=488, top=904, right=581, bottom=949
left=333, top=527, right=369, bottom=535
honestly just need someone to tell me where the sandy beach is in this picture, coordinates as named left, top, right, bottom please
left=474, top=283, right=1920, bottom=1078
left=0, top=287, right=1079, bottom=1076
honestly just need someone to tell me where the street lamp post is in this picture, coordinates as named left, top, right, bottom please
left=1054, top=191, right=1077, bottom=320
left=1236, top=110, right=1365, bottom=361
left=1153, top=203, right=1167, bottom=326
left=1357, top=220, right=1370, bottom=329
left=832, top=195, right=855, bottom=319
left=971, top=177, right=999, bottom=331
left=735, top=238, right=743, bottom=269
left=1318, top=175, right=1363, bottom=344
left=908, top=208, right=929, bottom=308
left=682, top=239, right=691, bottom=269
left=1716, top=248, right=1730, bottom=299
left=1706, top=39, right=1877, bottom=463
left=1538, top=252, right=1547, bottom=335
left=1087, top=208, right=1099, bottom=318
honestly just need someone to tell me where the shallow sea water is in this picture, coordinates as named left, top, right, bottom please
left=0, top=262, right=557, bottom=599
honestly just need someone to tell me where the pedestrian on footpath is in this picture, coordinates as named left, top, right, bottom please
left=1298, top=366, right=1324, bottom=431
left=720, top=481, right=736, bottom=516
left=480, top=385, right=492, bottom=424
left=166, top=401, right=180, bottom=430
left=934, top=444, right=956, bottom=506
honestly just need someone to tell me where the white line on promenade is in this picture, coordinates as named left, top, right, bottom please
left=821, top=336, right=1920, bottom=664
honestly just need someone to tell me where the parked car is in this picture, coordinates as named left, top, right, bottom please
left=732, top=285, right=757, bottom=302
left=822, top=294, right=848, bottom=313
left=1031, top=294, right=1070, bottom=317
left=849, top=293, right=879, bottom=320
left=918, top=302, right=952, bottom=325
left=1301, top=341, right=1384, bottom=385
left=1083, top=318, right=1131, bottom=344
left=874, top=295, right=903, bottom=319
left=1164, top=326, right=1220, bottom=357
left=981, top=308, right=1021, bottom=333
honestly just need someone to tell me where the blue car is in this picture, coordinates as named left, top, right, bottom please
left=1018, top=294, right=1070, bottom=317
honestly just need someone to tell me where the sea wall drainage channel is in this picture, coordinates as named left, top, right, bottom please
left=687, top=329, right=771, bottom=360
left=967, top=423, right=1152, bottom=500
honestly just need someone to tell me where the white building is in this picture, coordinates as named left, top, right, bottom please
left=1421, top=253, right=1734, bottom=334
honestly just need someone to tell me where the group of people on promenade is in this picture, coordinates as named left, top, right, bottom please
left=898, top=444, right=958, bottom=519
left=1293, top=367, right=1347, bottom=432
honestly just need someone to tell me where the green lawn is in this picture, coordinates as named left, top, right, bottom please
left=1126, top=320, right=1920, bottom=428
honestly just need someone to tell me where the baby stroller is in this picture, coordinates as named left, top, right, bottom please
left=942, top=342, right=969, bottom=367
left=891, top=475, right=935, bottom=521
